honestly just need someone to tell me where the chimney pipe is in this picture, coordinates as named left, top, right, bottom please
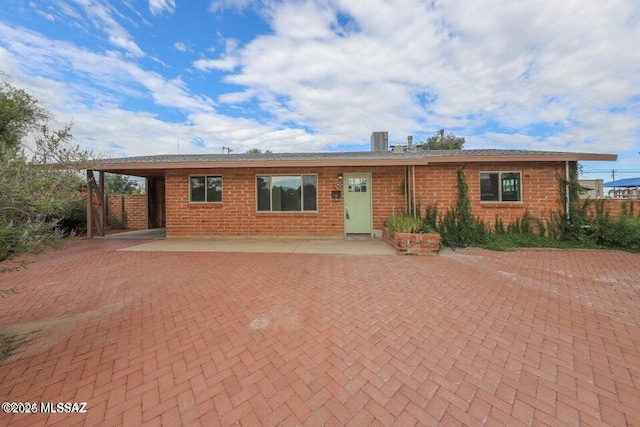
left=407, top=135, right=413, bottom=150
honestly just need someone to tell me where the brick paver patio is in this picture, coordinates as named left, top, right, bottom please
left=1, top=239, right=639, bottom=426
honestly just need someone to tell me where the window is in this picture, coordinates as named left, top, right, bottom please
left=347, top=177, right=367, bottom=192
left=190, top=175, right=222, bottom=203
left=257, top=175, right=317, bottom=211
left=480, top=172, right=522, bottom=202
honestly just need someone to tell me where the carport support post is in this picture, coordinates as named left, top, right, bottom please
left=145, top=177, right=150, bottom=229
left=87, top=170, right=93, bottom=238
left=99, top=171, right=105, bottom=233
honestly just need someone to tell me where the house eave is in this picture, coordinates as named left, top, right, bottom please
left=90, top=153, right=617, bottom=175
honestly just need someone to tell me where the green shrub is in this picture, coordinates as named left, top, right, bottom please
left=611, top=215, right=640, bottom=251
left=0, top=216, right=60, bottom=262
left=57, top=198, right=86, bottom=234
left=506, top=211, right=534, bottom=234
left=387, top=161, right=639, bottom=254
left=589, top=214, right=640, bottom=252
left=482, top=233, right=596, bottom=251
left=534, top=217, right=546, bottom=237
left=437, top=169, right=485, bottom=247
left=385, top=214, right=424, bottom=233
left=620, top=200, right=636, bottom=217
left=423, top=204, right=438, bottom=231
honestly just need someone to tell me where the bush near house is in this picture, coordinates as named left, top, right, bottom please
left=383, top=213, right=440, bottom=255
left=583, top=200, right=640, bottom=252
left=387, top=167, right=640, bottom=253
left=384, top=214, right=432, bottom=234
left=1, top=80, right=92, bottom=262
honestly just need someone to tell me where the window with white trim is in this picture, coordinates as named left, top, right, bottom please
left=257, top=175, right=317, bottom=211
left=480, top=172, right=522, bottom=202
left=190, top=175, right=222, bottom=203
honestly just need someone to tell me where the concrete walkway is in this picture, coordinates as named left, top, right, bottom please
left=102, top=228, right=396, bottom=255
left=102, top=228, right=167, bottom=240
left=119, top=237, right=397, bottom=255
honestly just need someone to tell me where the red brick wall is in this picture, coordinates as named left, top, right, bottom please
left=413, top=162, right=565, bottom=227
left=165, top=167, right=405, bottom=237
left=107, top=194, right=147, bottom=230
left=164, top=162, right=567, bottom=237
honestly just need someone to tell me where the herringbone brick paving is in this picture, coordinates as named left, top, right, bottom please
left=1, top=239, right=639, bottom=426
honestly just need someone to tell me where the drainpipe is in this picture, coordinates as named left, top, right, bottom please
left=565, top=161, right=570, bottom=221
left=405, top=166, right=409, bottom=213
left=412, top=165, right=417, bottom=218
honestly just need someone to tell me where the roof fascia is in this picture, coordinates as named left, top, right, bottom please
left=89, top=153, right=617, bottom=172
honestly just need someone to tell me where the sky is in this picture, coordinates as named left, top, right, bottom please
left=1, top=0, right=639, bottom=181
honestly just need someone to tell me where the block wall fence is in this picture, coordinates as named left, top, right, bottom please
left=107, top=194, right=147, bottom=230
left=585, top=199, right=639, bottom=218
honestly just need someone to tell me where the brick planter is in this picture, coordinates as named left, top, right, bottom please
left=383, top=227, right=441, bottom=255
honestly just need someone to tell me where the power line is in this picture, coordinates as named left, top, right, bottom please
left=581, top=168, right=640, bottom=172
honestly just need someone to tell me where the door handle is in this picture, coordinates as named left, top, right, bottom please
left=345, top=207, right=350, bottom=219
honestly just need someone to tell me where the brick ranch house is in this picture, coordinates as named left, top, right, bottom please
left=83, top=137, right=616, bottom=238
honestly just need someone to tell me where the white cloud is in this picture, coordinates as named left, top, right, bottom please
left=34, top=9, right=55, bottom=21
left=0, top=26, right=322, bottom=158
left=267, top=1, right=337, bottom=40
left=208, top=0, right=257, bottom=12
left=193, top=57, right=238, bottom=72
left=174, top=41, right=187, bottom=52
left=0, top=23, right=211, bottom=113
left=3, top=0, right=639, bottom=170
left=50, top=0, right=145, bottom=58
left=218, top=90, right=254, bottom=104
left=210, top=0, right=639, bottom=156
left=149, top=0, right=176, bottom=15
left=193, top=39, right=240, bottom=72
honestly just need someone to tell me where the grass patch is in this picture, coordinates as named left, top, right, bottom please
left=482, top=233, right=600, bottom=251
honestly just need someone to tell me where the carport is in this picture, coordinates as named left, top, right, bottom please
left=85, top=168, right=165, bottom=238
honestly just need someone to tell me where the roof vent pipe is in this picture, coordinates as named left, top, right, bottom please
left=407, top=136, right=413, bottom=150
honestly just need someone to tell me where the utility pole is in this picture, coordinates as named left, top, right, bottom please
left=611, top=169, right=615, bottom=181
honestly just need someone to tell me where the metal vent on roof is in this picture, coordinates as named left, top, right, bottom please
left=370, top=131, right=389, bottom=152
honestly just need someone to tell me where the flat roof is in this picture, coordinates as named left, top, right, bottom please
left=85, top=149, right=617, bottom=178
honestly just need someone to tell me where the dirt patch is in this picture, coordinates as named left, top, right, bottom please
left=0, top=286, right=20, bottom=298
left=0, top=332, right=30, bottom=362
left=0, top=299, right=134, bottom=361
left=612, top=308, right=631, bottom=317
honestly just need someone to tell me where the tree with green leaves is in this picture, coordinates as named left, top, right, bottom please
left=0, top=81, right=49, bottom=156
left=0, top=79, right=92, bottom=261
left=105, top=173, right=140, bottom=194
left=418, top=129, right=465, bottom=150
left=245, top=148, right=273, bottom=154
